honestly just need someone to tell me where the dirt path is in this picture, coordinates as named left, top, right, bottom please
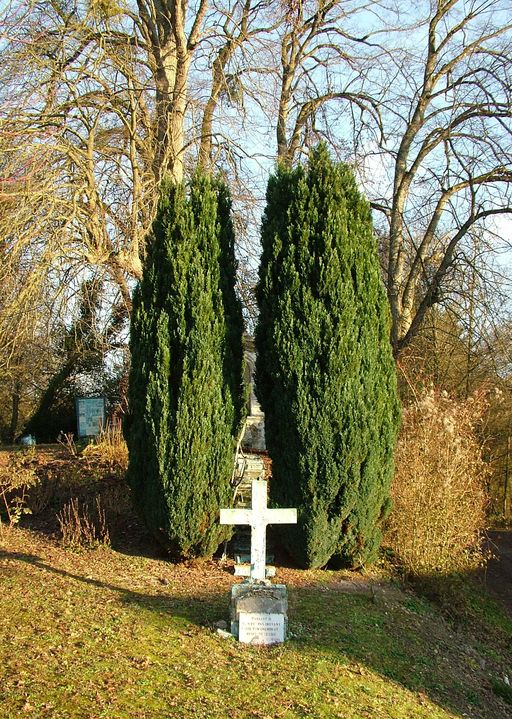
left=483, top=530, right=512, bottom=615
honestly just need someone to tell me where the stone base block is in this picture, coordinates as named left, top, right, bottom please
left=230, top=583, right=288, bottom=644
left=233, top=564, right=276, bottom=578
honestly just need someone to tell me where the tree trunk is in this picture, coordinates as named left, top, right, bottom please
left=8, top=379, right=22, bottom=442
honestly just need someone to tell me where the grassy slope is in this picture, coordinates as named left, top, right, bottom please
left=1, top=524, right=511, bottom=719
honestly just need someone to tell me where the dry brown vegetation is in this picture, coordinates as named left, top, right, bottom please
left=57, top=496, right=110, bottom=548
left=0, top=443, right=131, bottom=549
left=81, top=420, right=129, bottom=472
left=386, top=387, right=489, bottom=576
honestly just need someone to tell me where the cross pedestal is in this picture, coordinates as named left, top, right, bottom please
left=220, top=479, right=297, bottom=582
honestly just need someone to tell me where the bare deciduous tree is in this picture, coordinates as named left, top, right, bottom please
left=273, top=0, right=385, bottom=165
left=0, top=0, right=271, bottom=302
left=367, top=0, right=512, bottom=353
left=1, top=0, right=511, bottom=371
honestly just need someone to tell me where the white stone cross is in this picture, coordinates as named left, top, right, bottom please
left=220, top=479, right=297, bottom=582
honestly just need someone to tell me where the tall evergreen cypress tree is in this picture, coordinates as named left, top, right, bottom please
left=209, top=178, right=246, bottom=435
left=255, top=145, right=400, bottom=569
left=125, top=174, right=244, bottom=558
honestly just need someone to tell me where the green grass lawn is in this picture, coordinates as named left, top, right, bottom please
left=1, top=524, right=511, bottom=719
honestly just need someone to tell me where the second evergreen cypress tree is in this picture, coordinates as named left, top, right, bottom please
left=255, top=146, right=400, bottom=569
left=125, top=175, right=244, bottom=558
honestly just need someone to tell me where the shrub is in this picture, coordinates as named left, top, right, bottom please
left=26, top=470, right=59, bottom=515
left=0, top=449, right=39, bottom=526
left=255, top=145, right=400, bottom=568
left=386, top=386, right=489, bottom=576
left=82, top=420, right=128, bottom=473
left=125, top=175, right=244, bottom=558
left=57, top=496, right=110, bottom=548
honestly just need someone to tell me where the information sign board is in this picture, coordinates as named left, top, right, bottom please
left=76, top=397, right=106, bottom=438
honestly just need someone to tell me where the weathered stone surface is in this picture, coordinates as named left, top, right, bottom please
left=233, top=564, right=276, bottom=578
left=242, top=417, right=265, bottom=450
left=230, top=583, right=288, bottom=641
left=243, top=335, right=264, bottom=419
left=242, top=456, right=265, bottom=479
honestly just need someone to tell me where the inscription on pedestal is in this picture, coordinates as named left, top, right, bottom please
left=238, top=612, right=285, bottom=645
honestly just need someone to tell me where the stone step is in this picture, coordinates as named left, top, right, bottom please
left=234, top=551, right=275, bottom=565
left=232, top=453, right=266, bottom=509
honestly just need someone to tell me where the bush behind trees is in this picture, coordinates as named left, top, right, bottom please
left=255, top=145, right=400, bottom=569
left=125, top=175, right=244, bottom=558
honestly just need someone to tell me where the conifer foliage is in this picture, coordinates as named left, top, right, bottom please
left=255, top=145, right=400, bottom=569
left=125, top=175, right=244, bottom=558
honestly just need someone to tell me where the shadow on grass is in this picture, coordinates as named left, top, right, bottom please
left=2, top=547, right=512, bottom=719
left=0, top=548, right=230, bottom=626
